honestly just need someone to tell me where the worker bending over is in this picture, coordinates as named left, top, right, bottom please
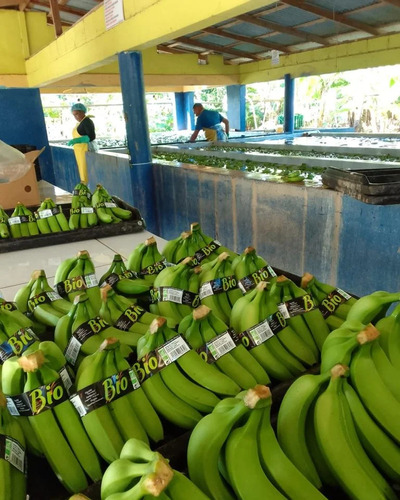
left=189, top=103, right=229, bottom=142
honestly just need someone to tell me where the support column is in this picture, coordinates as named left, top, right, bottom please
left=118, top=51, right=157, bottom=232
left=174, top=91, right=194, bottom=130
left=227, top=85, right=246, bottom=131
left=284, top=74, right=295, bottom=134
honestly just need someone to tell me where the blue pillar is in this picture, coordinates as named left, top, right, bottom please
left=118, top=51, right=157, bottom=232
left=227, top=85, right=246, bottom=131
left=284, top=74, right=295, bottom=134
left=174, top=91, right=195, bottom=130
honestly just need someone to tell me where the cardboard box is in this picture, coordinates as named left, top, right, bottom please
left=0, top=148, right=43, bottom=210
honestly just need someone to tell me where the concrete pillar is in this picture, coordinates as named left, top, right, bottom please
left=227, top=84, right=246, bottom=131
left=118, top=51, right=157, bottom=232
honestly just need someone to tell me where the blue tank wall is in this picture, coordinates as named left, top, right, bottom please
left=48, top=147, right=400, bottom=297
left=0, top=88, right=54, bottom=183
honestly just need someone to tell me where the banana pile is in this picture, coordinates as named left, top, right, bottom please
left=8, top=202, right=39, bottom=238
left=101, top=438, right=208, bottom=500
left=2, top=348, right=102, bottom=493
left=71, top=338, right=163, bottom=463
left=35, top=198, right=70, bottom=234
left=162, top=222, right=236, bottom=265
left=69, top=182, right=98, bottom=230
left=0, top=389, right=26, bottom=500
left=277, top=290, right=400, bottom=500
left=128, top=236, right=167, bottom=284
left=301, top=272, right=358, bottom=331
left=14, top=269, right=72, bottom=328
left=99, top=254, right=152, bottom=300
left=150, top=257, right=201, bottom=324
left=54, top=250, right=102, bottom=313
left=188, top=384, right=325, bottom=500
left=0, top=206, right=10, bottom=239
left=232, top=246, right=277, bottom=293
left=54, top=292, right=139, bottom=368
left=92, top=184, right=132, bottom=224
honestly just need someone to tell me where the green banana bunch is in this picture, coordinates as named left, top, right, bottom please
left=92, top=184, right=132, bottom=224
left=182, top=305, right=268, bottom=389
left=0, top=206, right=9, bottom=239
left=346, top=289, right=400, bottom=325
left=0, top=389, right=26, bottom=500
left=26, top=270, right=72, bottom=327
left=150, top=257, right=200, bottom=324
left=72, top=338, right=158, bottom=462
left=231, top=281, right=309, bottom=381
left=198, top=252, right=242, bottom=325
left=99, top=284, right=161, bottom=335
left=320, top=322, right=379, bottom=373
left=8, top=202, right=39, bottom=238
left=55, top=250, right=102, bottom=313
left=69, top=182, right=97, bottom=230
left=187, top=384, right=272, bottom=499
left=277, top=367, right=333, bottom=488
left=270, top=275, right=320, bottom=361
left=99, top=254, right=152, bottom=300
left=0, top=297, right=38, bottom=333
left=101, top=438, right=208, bottom=500
left=135, top=317, right=208, bottom=428
left=127, top=236, right=167, bottom=284
left=232, top=246, right=277, bottom=293
left=35, top=197, right=70, bottom=234
left=375, top=303, right=400, bottom=358
left=0, top=307, right=40, bottom=361
left=224, top=390, right=327, bottom=500
left=314, top=365, right=397, bottom=500
left=14, top=351, right=93, bottom=493
left=301, top=272, right=358, bottom=331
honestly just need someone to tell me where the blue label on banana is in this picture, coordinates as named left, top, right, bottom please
left=0, top=327, right=39, bottom=362
left=55, top=273, right=98, bottom=297
left=70, top=207, right=94, bottom=215
left=277, top=294, right=316, bottom=319
left=34, top=207, right=60, bottom=219
left=115, top=304, right=146, bottom=331
left=6, top=378, right=68, bottom=417
left=0, top=435, right=27, bottom=474
left=318, top=289, right=352, bottom=319
left=238, top=266, right=277, bottom=293
left=0, top=301, right=17, bottom=312
left=155, top=287, right=200, bottom=307
left=196, top=329, right=240, bottom=364
left=96, top=201, right=117, bottom=209
left=65, top=316, right=109, bottom=366
left=104, top=270, right=139, bottom=287
left=190, top=240, right=221, bottom=265
left=140, top=259, right=167, bottom=276
left=238, top=312, right=286, bottom=350
left=199, top=275, right=238, bottom=299
left=133, top=335, right=191, bottom=383
left=27, top=291, right=63, bottom=312
left=69, top=368, right=140, bottom=417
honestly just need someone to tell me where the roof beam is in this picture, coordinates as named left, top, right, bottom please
left=175, top=36, right=263, bottom=60
left=0, top=0, right=19, bottom=6
left=30, top=0, right=86, bottom=17
left=202, top=26, right=290, bottom=52
left=237, top=13, right=330, bottom=45
left=382, top=0, right=400, bottom=7
left=49, top=0, right=62, bottom=36
left=281, top=0, right=381, bottom=35
left=19, top=0, right=31, bottom=10
left=156, top=45, right=195, bottom=55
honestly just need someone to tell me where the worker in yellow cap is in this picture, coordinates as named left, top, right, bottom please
left=68, top=103, right=98, bottom=183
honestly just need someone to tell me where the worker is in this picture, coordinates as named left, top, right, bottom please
left=67, top=102, right=98, bottom=183
left=189, top=103, right=229, bottom=142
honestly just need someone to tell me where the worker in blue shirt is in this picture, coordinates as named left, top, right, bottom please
left=189, top=103, right=229, bottom=142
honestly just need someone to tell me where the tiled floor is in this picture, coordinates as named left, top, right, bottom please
left=0, top=181, right=166, bottom=301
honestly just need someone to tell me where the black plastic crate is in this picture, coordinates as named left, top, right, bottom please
left=0, top=196, right=145, bottom=253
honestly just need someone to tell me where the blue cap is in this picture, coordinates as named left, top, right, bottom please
left=71, top=103, right=87, bottom=113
